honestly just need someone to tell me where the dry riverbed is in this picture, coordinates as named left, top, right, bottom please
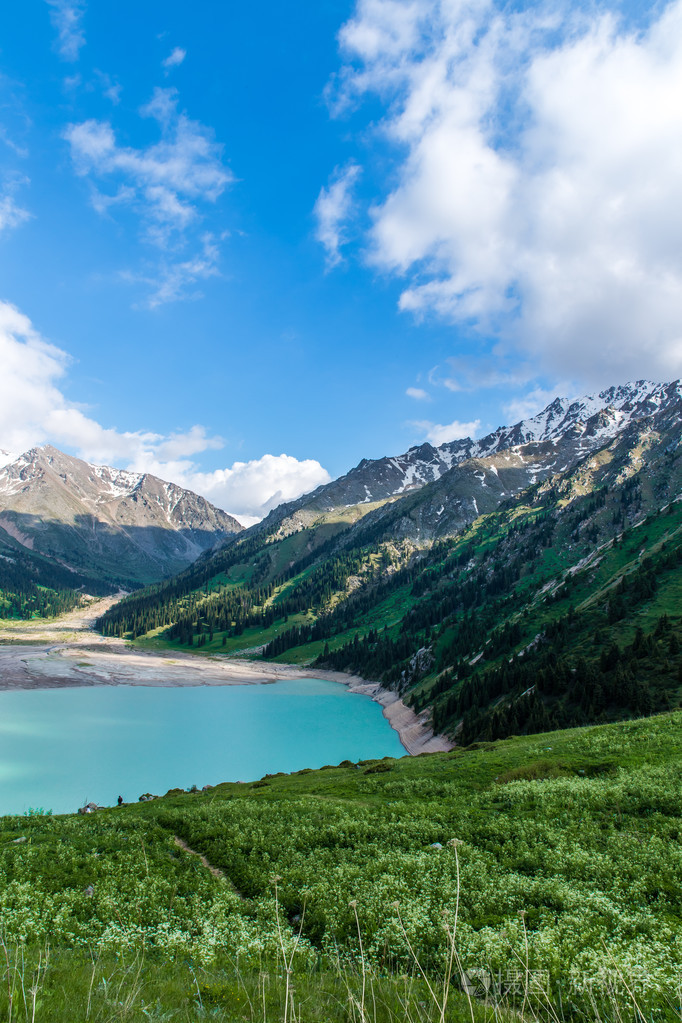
left=0, top=596, right=452, bottom=755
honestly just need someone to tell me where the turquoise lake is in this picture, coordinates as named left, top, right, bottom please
left=0, top=679, right=405, bottom=816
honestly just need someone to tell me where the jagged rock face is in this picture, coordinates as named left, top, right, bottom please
left=344, top=443, right=565, bottom=545
left=0, top=446, right=243, bottom=585
left=256, top=379, right=682, bottom=540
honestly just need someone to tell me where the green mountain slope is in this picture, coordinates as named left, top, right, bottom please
left=98, top=398, right=682, bottom=743
left=1, top=712, right=680, bottom=1018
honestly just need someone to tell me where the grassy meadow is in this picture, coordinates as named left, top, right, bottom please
left=1, top=711, right=680, bottom=1020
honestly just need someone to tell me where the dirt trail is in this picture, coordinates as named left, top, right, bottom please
left=173, top=835, right=230, bottom=883
left=0, top=592, right=127, bottom=646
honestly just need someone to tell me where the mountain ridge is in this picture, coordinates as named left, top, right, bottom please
left=254, top=379, right=681, bottom=539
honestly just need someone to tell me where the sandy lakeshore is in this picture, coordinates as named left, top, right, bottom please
left=0, top=597, right=453, bottom=756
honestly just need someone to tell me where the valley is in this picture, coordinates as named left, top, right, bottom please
left=5, top=380, right=682, bottom=751
left=4, top=380, right=682, bottom=758
left=1, top=380, right=681, bottom=1020
left=96, top=380, right=682, bottom=747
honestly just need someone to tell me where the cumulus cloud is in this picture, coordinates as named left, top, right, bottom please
left=412, top=418, right=481, bottom=445
left=0, top=300, right=329, bottom=522
left=46, top=0, right=86, bottom=61
left=181, top=455, right=332, bottom=523
left=64, top=87, right=233, bottom=305
left=0, top=303, right=69, bottom=455
left=314, top=163, right=361, bottom=267
left=406, top=386, right=429, bottom=400
left=163, top=47, right=187, bottom=71
left=330, top=0, right=682, bottom=386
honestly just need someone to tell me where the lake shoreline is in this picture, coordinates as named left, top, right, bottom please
left=0, top=641, right=453, bottom=755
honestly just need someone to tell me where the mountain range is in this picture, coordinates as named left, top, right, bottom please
left=95, top=378, right=682, bottom=744
left=257, top=379, right=681, bottom=539
left=4, top=379, right=675, bottom=588
left=4, top=379, right=682, bottom=746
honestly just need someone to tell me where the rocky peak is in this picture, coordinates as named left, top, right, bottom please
left=0, top=445, right=244, bottom=585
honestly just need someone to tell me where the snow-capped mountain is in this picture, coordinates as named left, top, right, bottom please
left=0, top=445, right=243, bottom=585
left=290, top=380, right=682, bottom=508
left=4, top=381, right=679, bottom=588
left=468, top=379, right=682, bottom=455
left=252, top=380, right=682, bottom=541
left=370, top=379, right=682, bottom=501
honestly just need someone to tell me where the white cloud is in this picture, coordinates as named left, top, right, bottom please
left=0, top=300, right=330, bottom=522
left=0, top=127, right=29, bottom=161
left=180, top=455, right=332, bottom=522
left=155, top=425, right=223, bottom=460
left=406, top=386, right=429, bottom=400
left=432, top=358, right=536, bottom=394
left=46, top=0, right=86, bottom=62
left=331, top=0, right=682, bottom=386
left=0, top=303, right=69, bottom=455
left=163, top=47, right=187, bottom=71
left=0, top=193, right=30, bottom=235
left=104, top=83, right=122, bottom=104
left=64, top=88, right=233, bottom=305
left=314, top=163, right=361, bottom=267
left=122, top=233, right=222, bottom=309
left=94, top=71, right=122, bottom=105
left=412, top=418, right=481, bottom=445
left=65, top=90, right=231, bottom=232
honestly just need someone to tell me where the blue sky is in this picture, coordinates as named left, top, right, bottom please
left=1, top=0, right=681, bottom=521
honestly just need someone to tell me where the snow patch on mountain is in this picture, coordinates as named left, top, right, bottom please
left=89, top=463, right=146, bottom=501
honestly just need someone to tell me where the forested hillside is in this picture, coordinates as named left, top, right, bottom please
left=0, top=532, right=112, bottom=619
left=98, top=389, right=682, bottom=743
